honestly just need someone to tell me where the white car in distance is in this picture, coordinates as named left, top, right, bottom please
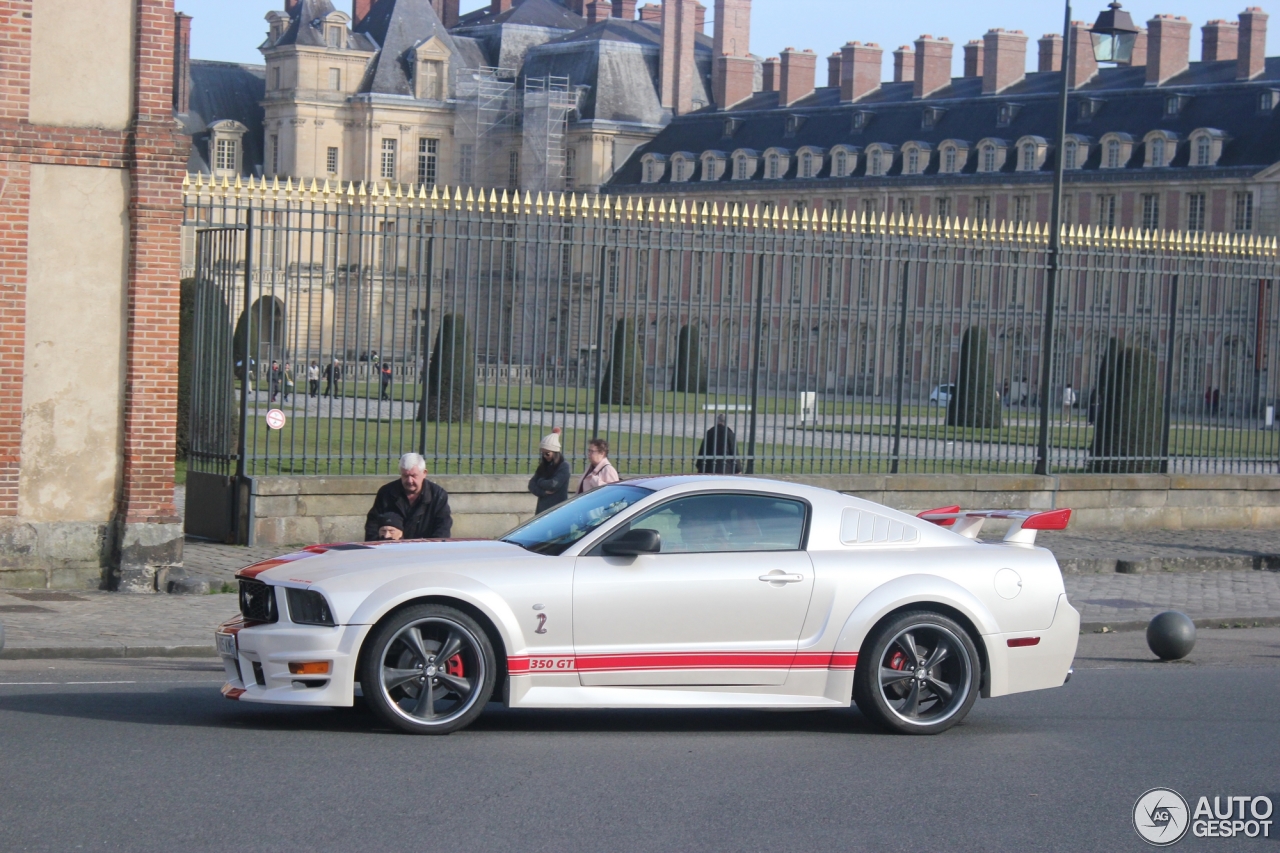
left=216, top=477, right=1079, bottom=735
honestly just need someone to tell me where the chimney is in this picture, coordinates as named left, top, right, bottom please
left=712, top=0, right=751, bottom=99
left=1146, top=15, right=1191, bottom=85
left=1131, top=26, right=1148, bottom=66
left=715, top=55, right=755, bottom=107
left=1067, top=20, right=1098, bottom=87
left=779, top=47, right=817, bottom=106
left=1038, top=33, right=1063, bottom=72
left=694, top=2, right=706, bottom=33
left=639, top=3, right=661, bottom=21
left=982, top=28, right=1027, bottom=94
left=913, top=35, right=953, bottom=98
left=490, top=0, right=514, bottom=15
left=173, top=12, right=192, bottom=114
left=661, top=0, right=698, bottom=114
left=613, top=0, right=637, bottom=18
left=284, top=0, right=299, bottom=10
left=587, top=0, right=611, bottom=23
left=1239, top=7, right=1268, bottom=80
left=963, top=39, right=984, bottom=77
left=354, top=0, right=373, bottom=27
left=841, top=41, right=883, bottom=102
left=827, top=52, right=842, bottom=87
left=893, top=46, right=914, bottom=83
left=1202, top=19, right=1239, bottom=61
left=762, top=56, right=780, bottom=91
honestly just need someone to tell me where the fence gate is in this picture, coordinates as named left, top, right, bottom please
left=185, top=225, right=246, bottom=542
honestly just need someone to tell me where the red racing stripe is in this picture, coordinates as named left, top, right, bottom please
left=508, top=651, right=858, bottom=673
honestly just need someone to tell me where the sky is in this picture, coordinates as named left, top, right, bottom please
left=176, top=0, right=1279, bottom=78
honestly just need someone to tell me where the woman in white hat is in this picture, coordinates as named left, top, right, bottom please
left=528, top=427, right=572, bottom=513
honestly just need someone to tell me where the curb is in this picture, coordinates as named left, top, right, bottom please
left=1059, top=555, right=1280, bottom=574
left=0, top=644, right=217, bottom=660
left=1079, top=616, right=1280, bottom=634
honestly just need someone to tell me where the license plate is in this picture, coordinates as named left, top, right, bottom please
left=216, top=632, right=237, bottom=657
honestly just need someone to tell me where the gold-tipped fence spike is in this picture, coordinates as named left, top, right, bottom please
left=464, top=186, right=474, bottom=211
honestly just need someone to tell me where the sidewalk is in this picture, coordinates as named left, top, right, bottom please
left=2, top=566, right=1279, bottom=659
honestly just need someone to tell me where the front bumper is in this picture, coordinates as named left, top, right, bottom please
left=216, top=615, right=372, bottom=707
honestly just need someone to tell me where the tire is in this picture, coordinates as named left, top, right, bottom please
left=853, top=610, right=981, bottom=735
left=359, top=603, right=496, bottom=735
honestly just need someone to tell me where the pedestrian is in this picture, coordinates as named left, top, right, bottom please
left=307, top=361, right=320, bottom=397
left=696, top=414, right=740, bottom=474
left=283, top=362, right=295, bottom=402
left=324, top=359, right=341, bottom=397
left=578, top=438, right=620, bottom=494
left=1002, top=379, right=1011, bottom=407
left=269, top=360, right=282, bottom=402
left=364, top=452, right=453, bottom=541
left=528, top=428, right=571, bottom=513
left=1062, top=383, right=1076, bottom=421
left=380, top=362, right=393, bottom=400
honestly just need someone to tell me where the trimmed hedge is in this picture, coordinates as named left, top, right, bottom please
left=1090, top=338, right=1163, bottom=473
left=420, top=313, right=476, bottom=422
left=947, top=326, right=1002, bottom=429
left=600, top=317, right=652, bottom=405
left=672, top=323, right=708, bottom=393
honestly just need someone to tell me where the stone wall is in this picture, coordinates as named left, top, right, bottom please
left=243, top=472, right=1280, bottom=547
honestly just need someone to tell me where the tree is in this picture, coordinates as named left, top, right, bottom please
left=947, top=326, right=1002, bottom=429
left=1089, top=338, right=1163, bottom=473
left=599, top=318, right=651, bottom=405
left=672, top=323, right=708, bottom=393
left=419, top=313, right=476, bottom=423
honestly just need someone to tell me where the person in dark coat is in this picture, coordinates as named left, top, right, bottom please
left=364, top=452, right=453, bottom=541
left=696, top=414, right=741, bottom=474
left=380, top=362, right=394, bottom=400
left=528, top=428, right=571, bottom=513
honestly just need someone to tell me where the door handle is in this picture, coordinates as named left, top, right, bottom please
left=759, top=572, right=805, bottom=584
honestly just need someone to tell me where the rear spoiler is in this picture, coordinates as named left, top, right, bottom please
left=916, top=506, right=1071, bottom=546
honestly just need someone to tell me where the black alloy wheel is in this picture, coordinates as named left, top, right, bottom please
left=360, top=604, right=496, bottom=735
left=853, top=610, right=981, bottom=735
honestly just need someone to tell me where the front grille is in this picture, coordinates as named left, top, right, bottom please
left=238, top=579, right=278, bottom=623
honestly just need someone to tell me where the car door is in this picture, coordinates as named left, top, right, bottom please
left=573, top=492, right=814, bottom=687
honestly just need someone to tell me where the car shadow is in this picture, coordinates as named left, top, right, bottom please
left=0, top=688, right=893, bottom=736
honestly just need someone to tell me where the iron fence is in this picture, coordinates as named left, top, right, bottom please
left=182, top=175, right=1280, bottom=479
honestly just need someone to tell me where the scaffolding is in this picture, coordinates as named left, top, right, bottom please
left=521, top=76, right=576, bottom=194
left=454, top=66, right=517, bottom=190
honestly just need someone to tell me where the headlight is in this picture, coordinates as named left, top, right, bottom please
left=286, top=588, right=335, bottom=626
left=239, top=579, right=278, bottom=623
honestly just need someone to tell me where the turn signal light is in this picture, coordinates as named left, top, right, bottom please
left=288, top=661, right=331, bottom=675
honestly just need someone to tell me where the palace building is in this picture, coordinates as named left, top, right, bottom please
left=608, top=7, right=1280, bottom=238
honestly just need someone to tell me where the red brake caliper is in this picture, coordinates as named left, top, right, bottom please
left=446, top=655, right=464, bottom=677
left=887, top=650, right=908, bottom=671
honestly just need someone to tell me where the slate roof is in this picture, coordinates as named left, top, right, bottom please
left=456, top=0, right=584, bottom=30
left=269, top=0, right=377, bottom=51
left=181, top=60, right=266, bottom=175
left=354, top=0, right=478, bottom=95
left=610, top=59, right=1280, bottom=187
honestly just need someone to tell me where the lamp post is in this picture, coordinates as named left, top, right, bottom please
left=1034, top=1, right=1139, bottom=476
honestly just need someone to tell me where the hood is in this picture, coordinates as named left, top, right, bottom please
left=239, top=539, right=535, bottom=587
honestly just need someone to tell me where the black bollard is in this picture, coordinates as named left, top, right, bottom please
left=1146, top=610, right=1196, bottom=661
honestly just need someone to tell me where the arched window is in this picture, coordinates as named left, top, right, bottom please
left=835, top=150, right=847, bottom=176
left=801, top=153, right=812, bottom=178
left=736, top=156, right=748, bottom=179
left=1064, top=140, right=1077, bottom=170
left=870, top=149, right=883, bottom=176
left=981, top=145, right=995, bottom=172
left=1022, top=142, right=1036, bottom=170
left=1106, top=139, right=1121, bottom=168
left=1196, top=136, right=1210, bottom=166
left=943, top=146, right=956, bottom=173
left=768, top=153, right=780, bottom=179
left=906, top=148, right=919, bottom=174
left=645, top=161, right=654, bottom=183
left=1151, top=137, right=1165, bottom=167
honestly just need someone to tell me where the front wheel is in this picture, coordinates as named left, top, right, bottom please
left=853, top=610, right=981, bottom=735
left=360, top=604, right=496, bottom=735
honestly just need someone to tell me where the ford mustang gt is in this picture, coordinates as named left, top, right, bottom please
left=215, top=476, right=1078, bottom=735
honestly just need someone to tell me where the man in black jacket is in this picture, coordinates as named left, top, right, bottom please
left=365, top=453, right=453, bottom=540
left=695, top=415, right=741, bottom=474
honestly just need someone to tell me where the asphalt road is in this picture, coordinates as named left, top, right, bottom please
left=1, top=630, right=1278, bottom=853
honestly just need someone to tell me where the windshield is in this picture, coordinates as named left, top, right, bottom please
left=502, top=484, right=652, bottom=556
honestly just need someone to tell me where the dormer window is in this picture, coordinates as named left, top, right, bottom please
left=763, top=148, right=791, bottom=180
left=767, top=153, right=780, bottom=179
left=731, top=149, right=759, bottom=180
left=1077, top=98, right=1104, bottom=121
left=1014, top=136, right=1047, bottom=172
left=785, top=115, right=806, bottom=137
left=700, top=151, right=726, bottom=181
left=413, top=37, right=451, bottom=100
left=1196, top=135, right=1211, bottom=165
left=1260, top=90, right=1277, bottom=112
left=1064, top=139, right=1078, bottom=169
left=208, top=119, right=249, bottom=177
left=830, top=145, right=858, bottom=178
left=997, top=103, right=1021, bottom=127
left=852, top=111, right=873, bottom=132
left=1143, top=131, right=1177, bottom=168
left=900, top=142, right=930, bottom=176
left=937, top=140, right=968, bottom=174
left=922, top=107, right=946, bottom=130
left=670, top=153, right=695, bottom=182
left=641, top=153, right=668, bottom=183
left=975, top=138, right=1007, bottom=173
left=1106, top=139, right=1121, bottom=167
left=722, top=118, right=742, bottom=138
left=1164, top=94, right=1188, bottom=117
left=1188, top=128, right=1226, bottom=167
left=1021, top=142, right=1035, bottom=170
left=865, top=144, right=895, bottom=177
left=1100, top=133, right=1134, bottom=169
left=326, top=24, right=343, bottom=47
left=907, top=148, right=919, bottom=174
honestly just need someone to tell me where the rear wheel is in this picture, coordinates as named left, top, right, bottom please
left=360, top=604, right=496, bottom=735
left=853, top=610, right=980, bottom=735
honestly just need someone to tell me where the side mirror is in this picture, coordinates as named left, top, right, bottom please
left=602, top=528, right=661, bottom=556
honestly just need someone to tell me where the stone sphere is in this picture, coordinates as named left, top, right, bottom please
left=1146, top=610, right=1196, bottom=660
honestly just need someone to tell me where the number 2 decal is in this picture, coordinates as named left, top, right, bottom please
left=535, top=613, right=548, bottom=634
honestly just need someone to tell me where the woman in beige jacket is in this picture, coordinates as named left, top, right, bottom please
left=578, top=438, right=620, bottom=494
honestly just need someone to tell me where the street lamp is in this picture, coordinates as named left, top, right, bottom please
left=1034, top=1, right=1139, bottom=475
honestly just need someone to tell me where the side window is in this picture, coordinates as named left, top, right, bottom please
left=630, top=493, right=807, bottom=554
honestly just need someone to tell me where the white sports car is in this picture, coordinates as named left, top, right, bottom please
left=215, top=476, right=1079, bottom=736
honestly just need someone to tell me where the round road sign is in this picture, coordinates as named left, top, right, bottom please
left=265, top=408, right=286, bottom=430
